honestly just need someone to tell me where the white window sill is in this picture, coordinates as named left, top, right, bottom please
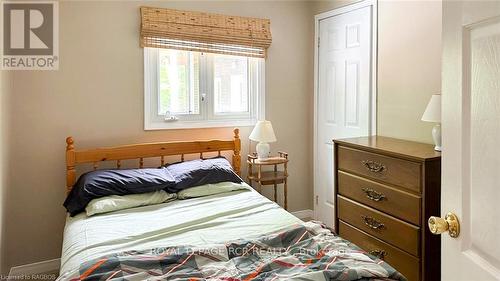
left=144, top=119, right=257, bottom=130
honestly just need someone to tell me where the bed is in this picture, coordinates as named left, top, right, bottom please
left=58, top=129, right=405, bottom=281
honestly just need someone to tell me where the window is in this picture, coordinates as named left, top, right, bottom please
left=144, top=48, right=264, bottom=130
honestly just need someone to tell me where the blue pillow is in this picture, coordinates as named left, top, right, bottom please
left=64, top=168, right=176, bottom=216
left=165, top=157, right=242, bottom=192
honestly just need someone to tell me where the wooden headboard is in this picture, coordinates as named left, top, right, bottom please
left=65, top=128, right=241, bottom=194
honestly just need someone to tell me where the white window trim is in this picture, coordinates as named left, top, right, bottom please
left=144, top=48, right=266, bottom=130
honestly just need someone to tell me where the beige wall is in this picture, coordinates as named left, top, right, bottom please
left=312, top=0, right=442, bottom=143
left=311, top=0, right=362, bottom=14
left=377, top=0, right=441, bottom=143
left=0, top=69, right=9, bottom=274
left=1, top=0, right=443, bottom=272
left=1, top=1, right=314, bottom=272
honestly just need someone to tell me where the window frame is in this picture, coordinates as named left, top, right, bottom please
left=144, top=48, right=265, bottom=130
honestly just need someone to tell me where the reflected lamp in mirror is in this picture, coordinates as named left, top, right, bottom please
left=421, top=94, right=441, bottom=151
left=249, top=120, right=277, bottom=160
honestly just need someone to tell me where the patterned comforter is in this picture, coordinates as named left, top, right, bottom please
left=62, top=222, right=406, bottom=281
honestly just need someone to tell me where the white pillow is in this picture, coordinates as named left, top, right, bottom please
left=85, top=190, right=176, bottom=216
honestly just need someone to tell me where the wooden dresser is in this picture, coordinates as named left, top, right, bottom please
left=333, top=136, right=441, bottom=281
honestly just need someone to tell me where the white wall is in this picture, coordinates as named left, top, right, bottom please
left=1, top=1, right=314, bottom=272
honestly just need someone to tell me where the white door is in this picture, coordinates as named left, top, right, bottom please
left=314, top=2, right=375, bottom=228
left=440, top=1, right=500, bottom=280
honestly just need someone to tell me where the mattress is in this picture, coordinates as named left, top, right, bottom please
left=59, top=184, right=302, bottom=277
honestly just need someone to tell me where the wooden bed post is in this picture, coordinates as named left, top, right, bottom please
left=233, top=128, right=241, bottom=175
left=66, top=137, right=76, bottom=194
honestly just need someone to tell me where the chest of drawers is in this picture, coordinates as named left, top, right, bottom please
left=333, top=136, right=441, bottom=281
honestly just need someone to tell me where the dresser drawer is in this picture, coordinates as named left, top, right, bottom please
left=337, top=195, right=420, bottom=256
left=337, top=146, right=421, bottom=193
left=339, top=221, right=419, bottom=281
left=338, top=171, right=421, bottom=225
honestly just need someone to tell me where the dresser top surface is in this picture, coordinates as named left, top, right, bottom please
left=333, top=136, right=441, bottom=161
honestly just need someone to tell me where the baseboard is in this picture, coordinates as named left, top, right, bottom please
left=8, top=258, right=60, bottom=280
left=291, top=209, right=314, bottom=220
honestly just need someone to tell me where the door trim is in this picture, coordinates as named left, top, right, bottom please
left=313, top=0, right=378, bottom=221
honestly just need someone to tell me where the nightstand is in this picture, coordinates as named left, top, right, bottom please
left=247, top=151, right=289, bottom=210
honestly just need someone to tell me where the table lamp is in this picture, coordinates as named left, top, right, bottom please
left=249, top=120, right=277, bottom=160
left=421, top=94, right=441, bottom=151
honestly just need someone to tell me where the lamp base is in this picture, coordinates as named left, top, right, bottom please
left=256, top=142, right=270, bottom=160
left=432, top=124, right=442, bottom=152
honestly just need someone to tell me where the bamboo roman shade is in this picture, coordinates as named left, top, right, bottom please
left=140, top=7, right=272, bottom=58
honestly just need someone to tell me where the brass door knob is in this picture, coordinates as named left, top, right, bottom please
left=428, top=212, right=460, bottom=238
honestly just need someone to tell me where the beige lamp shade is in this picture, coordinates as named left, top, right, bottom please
left=249, top=120, right=277, bottom=143
left=421, top=94, right=441, bottom=122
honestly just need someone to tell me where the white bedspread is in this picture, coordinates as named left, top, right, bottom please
left=59, top=184, right=301, bottom=277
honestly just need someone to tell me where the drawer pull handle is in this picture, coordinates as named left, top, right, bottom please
left=368, top=249, right=387, bottom=259
left=361, top=160, right=386, bottom=173
left=361, top=187, right=386, bottom=202
left=361, top=215, right=385, bottom=229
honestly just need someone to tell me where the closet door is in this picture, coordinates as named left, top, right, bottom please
left=314, top=2, right=375, bottom=228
